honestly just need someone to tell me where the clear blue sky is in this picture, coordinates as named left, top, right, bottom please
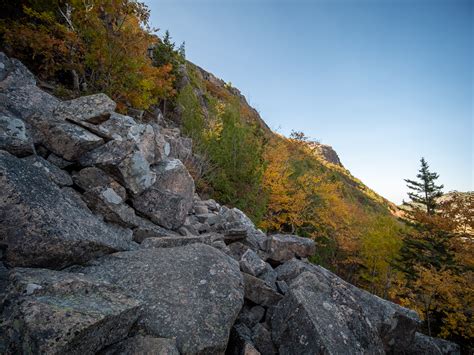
left=145, top=0, right=473, bottom=204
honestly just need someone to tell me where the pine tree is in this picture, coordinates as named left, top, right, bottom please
left=404, top=158, right=444, bottom=215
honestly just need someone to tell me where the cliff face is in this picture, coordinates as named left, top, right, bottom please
left=0, top=53, right=460, bottom=354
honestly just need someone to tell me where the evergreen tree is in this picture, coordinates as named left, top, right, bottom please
left=404, top=158, right=444, bottom=215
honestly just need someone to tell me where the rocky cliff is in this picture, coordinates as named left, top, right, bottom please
left=0, top=53, right=460, bottom=354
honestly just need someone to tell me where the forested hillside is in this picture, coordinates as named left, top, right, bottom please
left=1, top=1, right=471, bottom=351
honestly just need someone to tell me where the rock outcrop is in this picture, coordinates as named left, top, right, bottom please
left=0, top=53, right=460, bottom=355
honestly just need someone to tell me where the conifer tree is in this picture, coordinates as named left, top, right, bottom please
left=404, top=158, right=444, bottom=215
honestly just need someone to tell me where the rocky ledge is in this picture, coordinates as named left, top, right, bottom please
left=0, top=53, right=459, bottom=354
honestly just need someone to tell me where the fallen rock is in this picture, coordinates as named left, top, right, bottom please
left=74, top=244, right=244, bottom=354
left=272, top=262, right=421, bottom=354
left=133, top=159, right=194, bottom=229
left=407, top=332, right=460, bottom=355
left=47, top=153, right=74, bottom=169
left=132, top=218, right=179, bottom=243
left=1, top=268, right=141, bottom=355
left=0, top=115, right=34, bottom=157
left=140, top=233, right=223, bottom=249
left=243, top=273, right=283, bottom=307
left=73, top=166, right=126, bottom=198
left=252, top=323, right=276, bottom=355
left=227, top=323, right=260, bottom=355
left=237, top=305, right=266, bottom=329
left=23, top=155, right=73, bottom=186
left=83, top=186, right=140, bottom=228
left=79, top=129, right=157, bottom=196
left=0, top=53, right=59, bottom=119
left=240, top=249, right=267, bottom=277
left=267, top=234, right=315, bottom=263
left=100, top=335, right=179, bottom=355
left=0, top=150, right=133, bottom=268
left=272, top=271, right=384, bottom=354
left=39, top=119, right=105, bottom=161
left=53, top=93, right=116, bottom=124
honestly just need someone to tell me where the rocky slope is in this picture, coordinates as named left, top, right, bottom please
left=0, top=53, right=460, bottom=354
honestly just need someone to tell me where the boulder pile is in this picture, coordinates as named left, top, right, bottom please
left=0, top=53, right=460, bottom=354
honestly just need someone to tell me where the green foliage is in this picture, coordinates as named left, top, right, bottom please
left=359, top=216, right=403, bottom=296
left=152, top=30, right=185, bottom=81
left=205, top=100, right=267, bottom=221
left=177, top=83, right=205, bottom=140
left=404, top=157, right=444, bottom=215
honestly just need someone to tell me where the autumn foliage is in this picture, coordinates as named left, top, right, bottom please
left=0, top=0, right=175, bottom=111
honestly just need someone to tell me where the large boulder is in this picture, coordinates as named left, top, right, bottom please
left=267, top=234, right=316, bottom=263
left=0, top=52, right=59, bottom=119
left=34, top=117, right=105, bottom=161
left=73, top=244, right=244, bottom=355
left=272, top=260, right=421, bottom=354
left=1, top=268, right=141, bottom=354
left=133, top=159, right=194, bottom=229
left=243, top=273, right=283, bottom=307
left=272, top=272, right=384, bottom=354
left=0, top=115, right=34, bottom=157
left=53, top=93, right=116, bottom=124
left=100, top=335, right=180, bottom=355
left=0, top=150, right=133, bottom=269
left=22, top=155, right=73, bottom=187
left=407, top=332, right=460, bottom=355
left=79, top=122, right=158, bottom=195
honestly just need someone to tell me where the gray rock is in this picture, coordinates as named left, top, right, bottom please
left=73, top=166, right=126, bottom=199
left=0, top=53, right=59, bottom=119
left=164, top=133, right=193, bottom=161
left=100, top=335, right=179, bottom=355
left=227, top=323, right=260, bottom=355
left=258, top=263, right=278, bottom=291
left=272, top=263, right=421, bottom=354
left=133, top=159, right=194, bottom=229
left=272, top=271, right=384, bottom=355
left=0, top=150, right=133, bottom=268
left=194, top=204, right=209, bottom=215
left=274, top=258, right=315, bottom=284
left=140, top=233, right=223, bottom=249
left=39, top=120, right=105, bottom=161
left=75, top=244, right=244, bottom=354
left=237, top=305, right=266, bottom=329
left=53, top=93, right=116, bottom=124
left=276, top=280, right=289, bottom=295
left=83, top=186, right=140, bottom=228
left=229, top=242, right=251, bottom=261
left=47, top=153, right=74, bottom=169
left=23, top=155, right=73, bottom=186
left=79, top=138, right=156, bottom=195
left=132, top=218, right=178, bottom=243
left=267, top=234, right=316, bottom=263
left=243, top=273, right=283, bottom=307
left=407, top=332, right=460, bottom=355
left=1, top=268, right=141, bottom=355
left=240, top=249, right=267, bottom=276
left=252, top=324, right=276, bottom=355
left=0, top=115, right=34, bottom=157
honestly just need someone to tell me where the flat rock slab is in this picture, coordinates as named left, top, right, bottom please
left=140, top=233, right=223, bottom=249
left=267, top=234, right=316, bottom=263
left=74, top=244, right=244, bottom=355
left=1, top=268, right=141, bottom=355
left=0, top=150, right=133, bottom=269
left=53, top=93, right=116, bottom=124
